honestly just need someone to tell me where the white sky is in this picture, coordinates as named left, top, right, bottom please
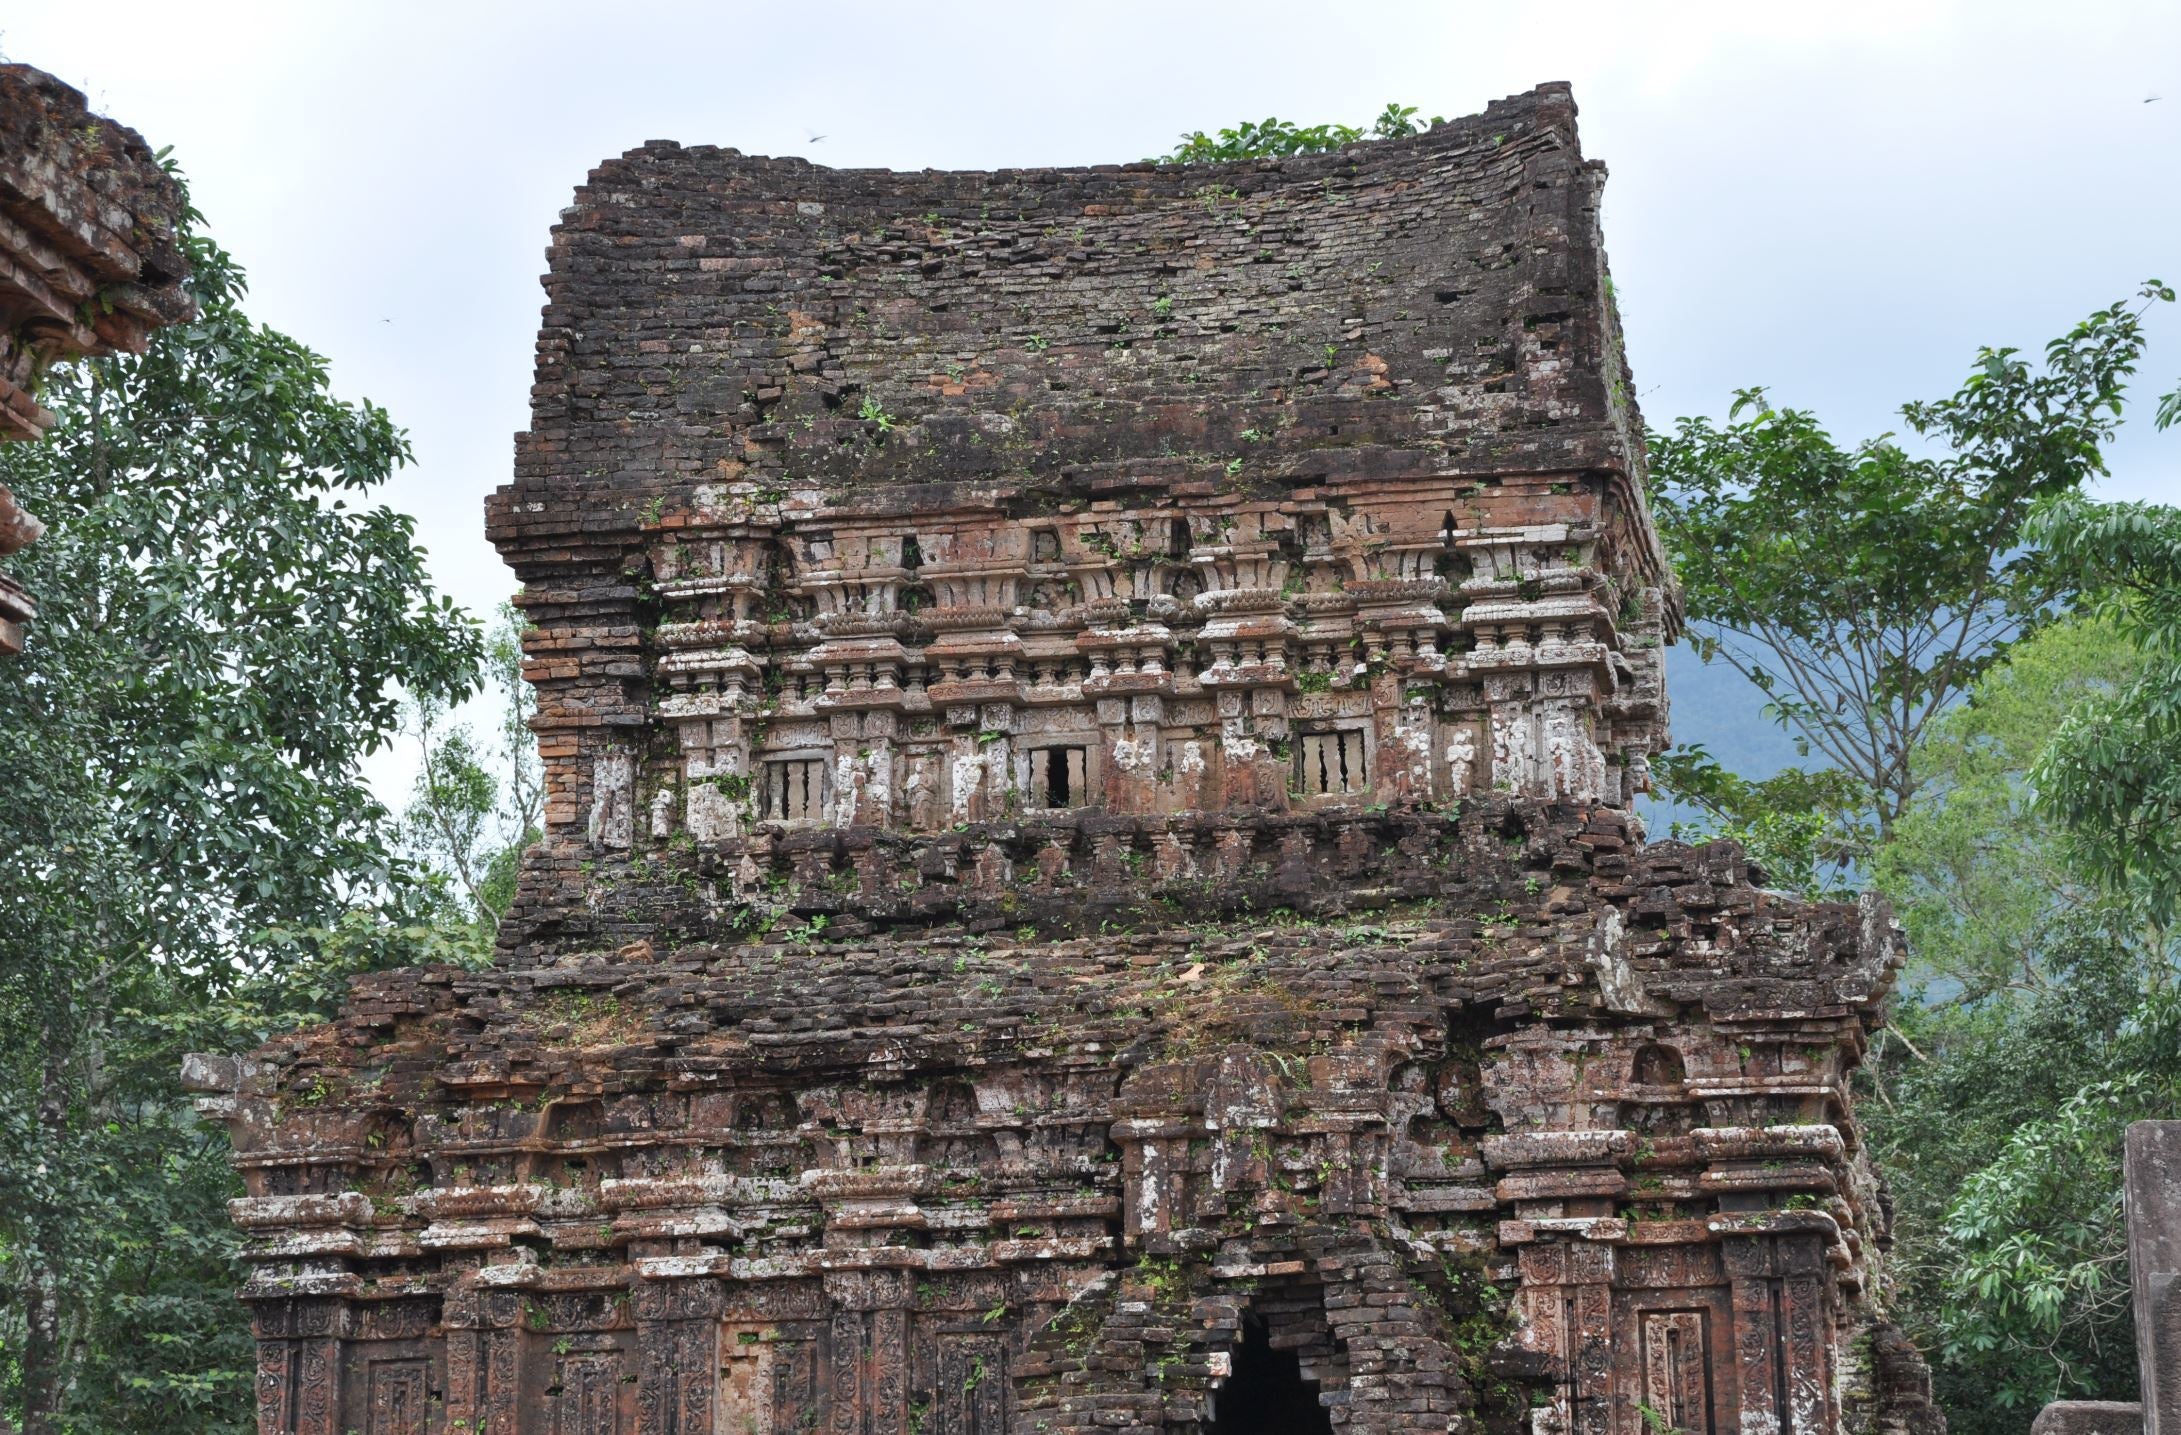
left=8, top=0, right=2180, bottom=795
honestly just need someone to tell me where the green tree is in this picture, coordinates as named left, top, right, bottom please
left=399, top=600, right=541, bottom=936
left=1856, top=617, right=2178, bottom=1428
left=1933, top=1064, right=2175, bottom=1414
left=1868, top=935, right=2176, bottom=1427
left=1872, top=616, right=2144, bottom=998
left=1652, top=751, right=1867, bottom=897
left=1892, top=475, right=2181, bottom=1428
left=1651, top=284, right=2170, bottom=846
left=1151, top=102, right=1442, bottom=164
left=2028, top=492, right=2181, bottom=921
left=0, top=175, right=478, bottom=1433
left=1650, top=295, right=2181, bottom=1431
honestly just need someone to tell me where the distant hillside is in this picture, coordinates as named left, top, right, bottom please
left=1638, top=644, right=1812, bottom=833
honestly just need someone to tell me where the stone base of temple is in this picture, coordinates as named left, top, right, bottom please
left=191, top=804, right=1946, bottom=1435
left=2033, top=1402, right=2143, bottom=1435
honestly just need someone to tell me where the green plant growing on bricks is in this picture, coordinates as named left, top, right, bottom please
left=1150, top=103, right=1445, bottom=164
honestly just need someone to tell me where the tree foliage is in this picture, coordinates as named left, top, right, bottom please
left=1937, top=1070, right=2172, bottom=1405
left=1653, top=294, right=2181, bottom=1432
left=398, top=601, right=541, bottom=936
left=1860, top=617, right=2179, bottom=1428
left=1150, top=102, right=1441, bottom=164
left=1652, top=747, right=1867, bottom=897
left=0, top=175, right=479, bottom=1433
left=1866, top=915, right=2176, bottom=1425
left=2028, top=493, right=2181, bottom=922
left=1872, top=616, right=2143, bottom=997
left=1651, top=285, right=2168, bottom=841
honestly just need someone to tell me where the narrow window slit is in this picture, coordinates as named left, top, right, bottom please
left=1029, top=746, right=1090, bottom=809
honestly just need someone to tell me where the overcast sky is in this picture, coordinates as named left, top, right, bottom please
left=8, top=0, right=2179, bottom=792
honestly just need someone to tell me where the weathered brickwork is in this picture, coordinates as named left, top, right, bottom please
left=193, top=84, right=1942, bottom=1435
left=0, top=63, right=194, bottom=651
left=491, top=81, right=1668, bottom=857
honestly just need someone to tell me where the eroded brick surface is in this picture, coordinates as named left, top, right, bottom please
left=0, top=62, right=194, bottom=650
left=193, top=83, right=1943, bottom=1435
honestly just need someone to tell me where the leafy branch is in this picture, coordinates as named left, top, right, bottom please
left=1651, top=283, right=2170, bottom=840
left=1149, top=103, right=1443, bottom=165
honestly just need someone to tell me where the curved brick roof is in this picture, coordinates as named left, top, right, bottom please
left=511, top=83, right=1644, bottom=518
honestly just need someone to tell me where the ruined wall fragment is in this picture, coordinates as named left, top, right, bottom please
left=0, top=63, right=194, bottom=651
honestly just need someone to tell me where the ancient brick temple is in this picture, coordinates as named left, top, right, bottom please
left=0, top=63, right=194, bottom=652
left=190, top=84, right=1943, bottom=1435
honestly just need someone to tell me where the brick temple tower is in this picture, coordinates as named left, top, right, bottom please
left=192, top=84, right=1943, bottom=1435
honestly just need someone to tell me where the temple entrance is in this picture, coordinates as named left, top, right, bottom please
left=1207, top=1319, right=1333, bottom=1435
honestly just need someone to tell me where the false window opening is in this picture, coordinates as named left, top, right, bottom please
left=762, top=758, right=826, bottom=821
left=1633, top=1043, right=1687, bottom=1088
left=1208, top=1320, right=1333, bottom=1435
left=1296, top=730, right=1367, bottom=798
left=1029, top=746, right=1090, bottom=809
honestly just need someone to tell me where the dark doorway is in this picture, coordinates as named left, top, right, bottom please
left=1208, top=1320, right=1333, bottom=1435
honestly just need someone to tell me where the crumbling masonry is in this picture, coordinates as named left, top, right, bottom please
left=189, top=84, right=1943, bottom=1435
left=0, top=63, right=194, bottom=652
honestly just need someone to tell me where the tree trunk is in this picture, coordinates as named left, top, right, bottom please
left=21, top=981, right=88, bottom=1435
left=19, top=1266, right=63, bottom=1435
